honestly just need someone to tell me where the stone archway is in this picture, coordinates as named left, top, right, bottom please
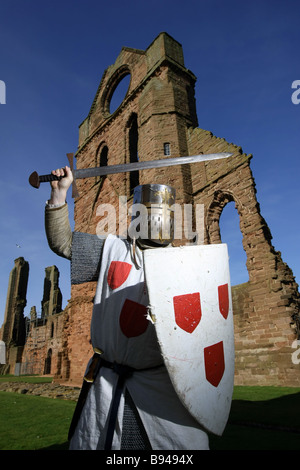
left=206, top=190, right=236, bottom=244
left=206, top=189, right=252, bottom=279
left=211, top=195, right=249, bottom=286
left=201, top=172, right=300, bottom=385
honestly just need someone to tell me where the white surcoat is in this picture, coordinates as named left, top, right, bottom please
left=69, top=235, right=209, bottom=450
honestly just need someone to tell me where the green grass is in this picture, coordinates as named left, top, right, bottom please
left=210, top=386, right=300, bottom=450
left=0, top=374, right=53, bottom=384
left=0, top=379, right=299, bottom=450
left=0, top=391, right=75, bottom=450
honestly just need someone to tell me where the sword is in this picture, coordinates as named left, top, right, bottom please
left=29, top=152, right=233, bottom=198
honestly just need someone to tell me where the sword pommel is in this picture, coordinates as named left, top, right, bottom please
left=28, top=171, right=40, bottom=189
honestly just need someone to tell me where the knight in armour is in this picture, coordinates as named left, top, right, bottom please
left=45, top=165, right=213, bottom=450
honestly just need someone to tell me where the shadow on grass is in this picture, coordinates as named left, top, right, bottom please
left=39, top=442, right=70, bottom=450
left=5, top=388, right=299, bottom=451
left=210, top=392, right=300, bottom=450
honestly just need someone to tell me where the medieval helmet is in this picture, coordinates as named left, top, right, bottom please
left=130, top=184, right=176, bottom=248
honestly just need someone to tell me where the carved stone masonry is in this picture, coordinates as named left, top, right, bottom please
left=62, top=32, right=299, bottom=386
left=1, top=33, right=299, bottom=386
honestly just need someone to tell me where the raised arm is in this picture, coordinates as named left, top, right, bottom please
left=44, top=166, right=73, bottom=260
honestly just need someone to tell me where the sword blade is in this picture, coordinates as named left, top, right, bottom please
left=74, top=152, right=233, bottom=179
left=29, top=152, right=233, bottom=198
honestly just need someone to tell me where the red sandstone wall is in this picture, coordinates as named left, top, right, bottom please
left=187, top=127, right=300, bottom=386
left=56, top=33, right=300, bottom=387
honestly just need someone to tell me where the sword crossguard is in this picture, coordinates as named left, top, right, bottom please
left=66, top=153, right=79, bottom=198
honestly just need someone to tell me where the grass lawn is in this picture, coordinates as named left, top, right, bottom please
left=0, top=379, right=299, bottom=450
left=0, top=374, right=53, bottom=384
left=210, top=386, right=300, bottom=450
left=0, top=391, right=75, bottom=450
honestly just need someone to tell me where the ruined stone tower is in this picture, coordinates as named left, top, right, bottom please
left=41, top=266, right=62, bottom=318
left=0, top=257, right=28, bottom=371
left=21, top=266, right=64, bottom=376
left=57, top=32, right=299, bottom=386
left=1, top=263, right=64, bottom=375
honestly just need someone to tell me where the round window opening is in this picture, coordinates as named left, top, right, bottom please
left=109, top=73, right=131, bottom=114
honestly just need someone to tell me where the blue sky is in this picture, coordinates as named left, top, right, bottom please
left=0, top=0, right=299, bottom=326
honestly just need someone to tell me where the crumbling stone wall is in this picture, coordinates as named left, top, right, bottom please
left=55, top=33, right=300, bottom=386
left=187, top=128, right=300, bottom=385
left=0, top=257, right=28, bottom=372
left=59, top=32, right=201, bottom=385
left=1, top=263, right=65, bottom=376
left=21, top=266, right=64, bottom=376
left=21, top=309, right=65, bottom=376
left=41, top=266, right=63, bottom=318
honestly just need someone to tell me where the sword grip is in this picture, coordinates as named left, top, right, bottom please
left=28, top=171, right=63, bottom=189
left=40, top=173, right=63, bottom=183
left=29, top=153, right=79, bottom=198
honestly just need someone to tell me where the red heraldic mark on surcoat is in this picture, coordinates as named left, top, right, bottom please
left=218, top=283, right=229, bottom=319
left=204, top=341, right=225, bottom=387
left=119, top=299, right=148, bottom=338
left=173, top=292, right=202, bottom=333
left=107, top=261, right=132, bottom=290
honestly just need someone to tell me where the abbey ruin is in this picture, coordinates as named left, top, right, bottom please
left=0, top=257, right=64, bottom=376
left=1, top=33, right=299, bottom=386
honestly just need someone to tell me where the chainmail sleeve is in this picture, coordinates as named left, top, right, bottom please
left=71, top=232, right=104, bottom=284
left=45, top=203, right=72, bottom=260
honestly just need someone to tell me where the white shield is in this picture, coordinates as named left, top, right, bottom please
left=143, top=244, right=234, bottom=436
